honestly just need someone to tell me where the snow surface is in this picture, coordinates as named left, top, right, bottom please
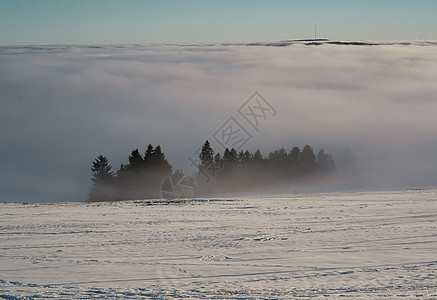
left=1, top=189, right=437, bottom=299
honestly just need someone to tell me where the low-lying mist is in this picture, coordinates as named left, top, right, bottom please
left=1, top=41, right=437, bottom=202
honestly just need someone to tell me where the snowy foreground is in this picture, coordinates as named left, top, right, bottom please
left=1, top=189, right=437, bottom=299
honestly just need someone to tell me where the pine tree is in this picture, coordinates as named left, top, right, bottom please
left=127, top=148, right=144, bottom=171
left=144, top=144, right=155, bottom=169
left=229, top=148, right=239, bottom=165
left=253, top=149, right=264, bottom=163
left=317, top=149, right=336, bottom=174
left=301, top=145, right=317, bottom=174
left=199, top=140, right=214, bottom=168
left=89, top=155, right=116, bottom=201
left=223, top=148, right=238, bottom=168
left=214, top=152, right=223, bottom=170
left=154, top=145, right=172, bottom=174
left=288, top=147, right=301, bottom=164
left=240, top=150, right=253, bottom=166
left=90, top=155, right=115, bottom=185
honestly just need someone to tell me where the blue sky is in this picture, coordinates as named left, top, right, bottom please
left=1, top=0, right=436, bottom=45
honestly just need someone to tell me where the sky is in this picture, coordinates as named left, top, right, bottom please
left=1, top=0, right=437, bottom=45
left=1, top=1, right=437, bottom=203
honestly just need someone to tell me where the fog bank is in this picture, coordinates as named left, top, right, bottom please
left=1, top=41, right=437, bottom=202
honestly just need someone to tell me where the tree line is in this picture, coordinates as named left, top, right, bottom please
left=196, top=140, right=336, bottom=194
left=89, top=144, right=172, bottom=201
left=89, top=141, right=336, bottom=201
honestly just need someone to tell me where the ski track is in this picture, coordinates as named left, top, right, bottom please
left=1, top=189, right=436, bottom=299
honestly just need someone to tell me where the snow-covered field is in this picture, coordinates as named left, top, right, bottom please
left=1, top=189, right=437, bottom=299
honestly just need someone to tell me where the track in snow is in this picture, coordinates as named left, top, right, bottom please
left=1, top=189, right=437, bottom=298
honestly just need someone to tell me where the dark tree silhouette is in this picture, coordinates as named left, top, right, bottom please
left=89, top=141, right=338, bottom=201
left=199, top=140, right=214, bottom=170
left=89, top=155, right=116, bottom=201
left=289, top=146, right=301, bottom=165
left=194, top=142, right=337, bottom=195
left=214, top=152, right=222, bottom=168
left=90, top=144, right=173, bottom=201
left=253, top=149, right=264, bottom=163
left=144, top=144, right=155, bottom=169
left=153, top=145, right=172, bottom=173
left=127, top=149, right=144, bottom=171
left=317, top=149, right=336, bottom=174
left=301, top=145, right=317, bottom=174
left=222, top=148, right=238, bottom=169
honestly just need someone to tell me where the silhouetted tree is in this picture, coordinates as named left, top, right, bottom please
left=195, top=140, right=216, bottom=194
left=89, top=155, right=116, bottom=201
left=239, top=150, right=252, bottom=166
left=268, top=147, right=288, bottom=166
left=301, top=145, right=317, bottom=174
left=127, top=149, right=144, bottom=171
left=317, top=149, right=336, bottom=174
left=144, top=144, right=155, bottom=169
left=289, top=146, right=301, bottom=165
left=229, top=148, right=239, bottom=165
left=89, top=141, right=338, bottom=200
left=253, top=149, right=264, bottom=163
left=267, top=147, right=288, bottom=181
left=154, top=145, right=172, bottom=173
left=214, top=152, right=222, bottom=169
left=222, top=148, right=239, bottom=169
left=113, top=144, right=172, bottom=200
left=199, top=140, right=214, bottom=170
left=287, top=146, right=302, bottom=178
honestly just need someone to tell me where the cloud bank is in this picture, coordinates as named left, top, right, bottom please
left=1, top=41, right=437, bottom=202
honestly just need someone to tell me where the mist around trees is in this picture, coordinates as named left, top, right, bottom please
left=88, top=141, right=339, bottom=201
left=89, top=144, right=171, bottom=201
left=195, top=141, right=337, bottom=195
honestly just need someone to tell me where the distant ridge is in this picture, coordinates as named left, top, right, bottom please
left=1, top=40, right=437, bottom=54
left=242, top=39, right=437, bottom=47
left=247, top=39, right=330, bottom=47
left=280, top=39, right=330, bottom=42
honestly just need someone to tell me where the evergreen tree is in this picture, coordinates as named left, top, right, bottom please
left=268, top=147, right=288, bottom=163
left=214, top=152, right=222, bottom=164
left=198, top=140, right=215, bottom=183
left=88, top=141, right=338, bottom=200
left=199, top=140, right=214, bottom=168
left=288, top=147, right=301, bottom=164
left=127, top=148, right=144, bottom=171
left=116, top=164, right=128, bottom=179
left=89, top=155, right=116, bottom=201
left=301, top=145, right=317, bottom=174
left=238, top=150, right=245, bottom=166
left=229, top=148, right=239, bottom=165
left=91, top=155, right=115, bottom=184
left=317, top=149, right=336, bottom=174
left=144, top=144, right=155, bottom=169
left=214, top=152, right=223, bottom=171
left=154, top=145, right=172, bottom=174
left=222, top=148, right=235, bottom=168
left=240, top=150, right=253, bottom=166
left=253, top=149, right=264, bottom=163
